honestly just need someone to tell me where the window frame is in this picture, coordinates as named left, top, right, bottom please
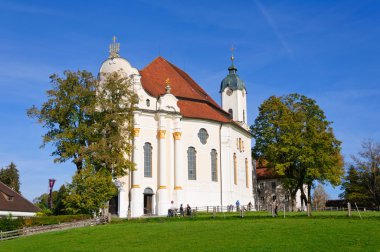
left=188, top=147, right=197, bottom=180
left=143, top=142, right=153, bottom=177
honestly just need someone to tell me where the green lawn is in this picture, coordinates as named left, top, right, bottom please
left=1, top=212, right=380, bottom=251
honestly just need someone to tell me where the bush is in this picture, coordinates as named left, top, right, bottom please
left=0, top=215, right=23, bottom=231
left=23, top=214, right=91, bottom=227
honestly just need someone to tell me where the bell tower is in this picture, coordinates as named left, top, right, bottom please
left=220, top=47, right=247, bottom=127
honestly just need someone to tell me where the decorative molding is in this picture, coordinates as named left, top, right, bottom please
left=158, top=185, right=167, bottom=189
left=173, top=132, right=182, bottom=140
left=174, top=186, right=182, bottom=190
left=133, top=128, right=140, bottom=137
left=157, top=130, right=166, bottom=139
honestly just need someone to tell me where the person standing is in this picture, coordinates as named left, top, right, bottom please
left=179, top=204, right=184, bottom=217
left=236, top=200, right=240, bottom=212
left=186, top=204, right=192, bottom=216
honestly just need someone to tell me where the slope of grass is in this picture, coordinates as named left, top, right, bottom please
left=1, top=212, right=379, bottom=251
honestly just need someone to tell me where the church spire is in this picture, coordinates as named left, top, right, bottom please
left=109, top=36, right=120, bottom=58
left=228, top=45, right=237, bottom=74
left=230, top=45, right=235, bottom=66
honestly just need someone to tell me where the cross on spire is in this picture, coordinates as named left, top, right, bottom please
left=230, top=45, right=235, bottom=64
left=109, top=36, right=120, bottom=58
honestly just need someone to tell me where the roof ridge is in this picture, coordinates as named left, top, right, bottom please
left=0, top=181, right=40, bottom=211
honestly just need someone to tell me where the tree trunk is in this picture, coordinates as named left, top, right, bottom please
left=300, top=187, right=307, bottom=212
left=307, top=184, right=312, bottom=217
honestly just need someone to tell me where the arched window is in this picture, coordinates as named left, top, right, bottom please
left=211, top=149, right=218, bottom=182
left=188, top=147, right=197, bottom=180
left=146, top=99, right=150, bottom=107
left=245, top=158, right=249, bottom=188
left=228, top=109, right=233, bottom=119
left=233, top=153, right=237, bottom=185
left=243, top=110, right=246, bottom=123
left=144, top=143, right=152, bottom=177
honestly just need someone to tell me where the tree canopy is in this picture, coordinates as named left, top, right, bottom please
left=63, top=167, right=118, bottom=215
left=0, top=162, right=21, bottom=194
left=251, top=94, right=344, bottom=211
left=312, top=184, right=329, bottom=210
left=28, top=70, right=138, bottom=214
left=28, top=70, right=138, bottom=177
left=340, top=139, right=380, bottom=208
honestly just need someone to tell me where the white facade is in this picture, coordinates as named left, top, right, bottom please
left=100, top=43, right=254, bottom=217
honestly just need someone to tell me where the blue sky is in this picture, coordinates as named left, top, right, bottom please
left=0, top=0, right=379, bottom=201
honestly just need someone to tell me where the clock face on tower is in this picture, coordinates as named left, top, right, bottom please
left=226, top=88, right=233, bottom=96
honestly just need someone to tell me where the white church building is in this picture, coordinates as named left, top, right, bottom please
left=100, top=39, right=254, bottom=217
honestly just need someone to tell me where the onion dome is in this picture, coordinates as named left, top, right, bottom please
left=220, top=52, right=246, bottom=93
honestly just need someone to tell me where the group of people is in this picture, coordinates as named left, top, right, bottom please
left=227, top=200, right=253, bottom=212
left=168, top=201, right=192, bottom=217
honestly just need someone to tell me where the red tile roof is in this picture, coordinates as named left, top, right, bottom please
left=255, top=160, right=280, bottom=180
left=0, top=181, right=40, bottom=213
left=256, top=167, right=277, bottom=180
left=140, top=57, right=233, bottom=124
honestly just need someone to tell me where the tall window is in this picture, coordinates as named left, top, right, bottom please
left=144, top=142, right=152, bottom=177
left=233, top=153, right=237, bottom=185
left=211, top=149, right=218, bottom=182
left=245, top=158, right=249, bottom=188
left=228, top=109, right=233, bottom=119
left=271, top=182, right=276, bottom=192
left=188, top=147, right=197, bottom=180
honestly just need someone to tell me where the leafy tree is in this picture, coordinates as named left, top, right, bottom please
left=34, top=185, right=69, bottom=215
left=0, top=162, right=21, bottom=193
left=27, top=71, right=97, bottom=171
left=340, top=140, right=380, bottom=208
left=63, top=167, right=118, bottom=215
left=28, top=70, right=137, bottom=214
left=340, top=166, right=371, bottom=207
left=312, top=184, right=329, bottom=210
left=27, top=71, right=137, bottom=176
left=251, top=94, right=344, bottom=213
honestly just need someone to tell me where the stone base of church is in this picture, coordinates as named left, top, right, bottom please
left=156, top=188, right=168, bottom=216
left=130, top=187, right=144, bottom=217
left=173, top=189, right=183, bottom=209
left=118, top=188, right=128, bottom=218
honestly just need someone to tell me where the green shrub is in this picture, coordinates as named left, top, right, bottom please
left=0, top=215, right=23, bottom=231
left=23, top=214, right=91, bottom=227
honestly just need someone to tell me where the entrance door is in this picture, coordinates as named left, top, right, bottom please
left=143, top=188, right=154, bottom=215
left=109, top=195, right=118, bottom=215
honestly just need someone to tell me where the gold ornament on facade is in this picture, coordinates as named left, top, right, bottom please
left=165, top=78, right=171, bottom=94
left=173, top=132, right=182, bottom=140
left=174, top=186, right=182, bottom=190
left=132, top=184, right=140, bottom=188
left=157, top=130, right=166, bottom=139
left=133, top=128, right=141, bottom=137
left=158, top=185, right=167, bottom=189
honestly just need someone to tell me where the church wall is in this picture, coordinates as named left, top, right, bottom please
left=180, top=119, right=221, bottom=207
left=220, top=124, right=254, bottom=207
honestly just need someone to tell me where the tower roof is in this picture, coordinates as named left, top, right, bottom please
left=220, top=56, right=246, bottom=93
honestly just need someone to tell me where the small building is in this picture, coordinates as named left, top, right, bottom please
left=255, top=161, right=305, bottom=211
left=0, top=181, right=39, bottom=217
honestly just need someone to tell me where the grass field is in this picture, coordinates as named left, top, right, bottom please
left=1, top=211, right=380, bottom=251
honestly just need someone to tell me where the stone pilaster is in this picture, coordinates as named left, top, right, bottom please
left=157, top=129, right=168, bottom=215
left=131, top=127, right=143, bottom=217
left=173, top=132, right=183, bottom=207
